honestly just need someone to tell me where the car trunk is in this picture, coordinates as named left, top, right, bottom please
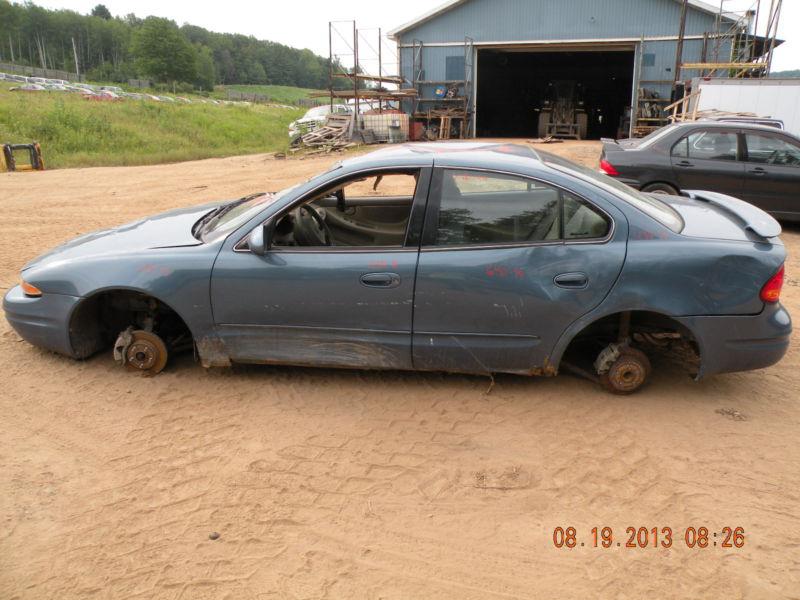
left=654, top=190, right=782, bottom=243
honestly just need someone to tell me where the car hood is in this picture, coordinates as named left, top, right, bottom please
left=22, top=201, right=221, bottom=271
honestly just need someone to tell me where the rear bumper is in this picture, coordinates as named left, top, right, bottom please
left=677, top=303, right=792, bottom=378
left=3, top=285, right=78, bottom=357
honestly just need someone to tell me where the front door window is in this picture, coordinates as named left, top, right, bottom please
left=272, top=170, right=420, bottom=248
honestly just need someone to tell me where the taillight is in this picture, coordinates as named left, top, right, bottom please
left=760, top=264, right=784, bottom=304
left=599, top=159, right=619, bottom=176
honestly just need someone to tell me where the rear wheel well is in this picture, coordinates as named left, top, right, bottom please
left=641, top=181, right=680, bottom=195
left=69, top=290, right=193, bottom=359
left=561, top=310, right=700, bottom=375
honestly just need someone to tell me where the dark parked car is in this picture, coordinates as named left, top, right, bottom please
left=600, top=122, right=800, bottom=222
left=3, top=143, right=790, bottom=394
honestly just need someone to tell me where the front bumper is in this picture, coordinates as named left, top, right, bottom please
left=677, top=303, right=792, bottom=378
left=3, top=285, right=79, bottom=357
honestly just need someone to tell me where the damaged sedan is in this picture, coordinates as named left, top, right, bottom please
left=3, top=143, right=791, bottom=393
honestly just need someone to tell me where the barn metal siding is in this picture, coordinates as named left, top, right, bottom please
left=393, top=0, right=734, bottom=135
left=401, top=40, right=717, bottom=105
left=397, top=0, right=723, bottom=45
left=400, top=45, right=467, bottom=83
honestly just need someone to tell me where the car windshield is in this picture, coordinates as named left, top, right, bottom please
left=197, top=185, right=298, bottom=242
left=303, top=105, right=331, bottom=119
left=541, top=152, right=684, bottom=233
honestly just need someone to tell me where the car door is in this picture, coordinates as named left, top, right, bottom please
left=670, top=127, right=745, bottom=197
left=741, top=131, right=800, bottom=218
left=411, top=167, right=627, bottom=375
left=210, top=167, right=431, bottom=370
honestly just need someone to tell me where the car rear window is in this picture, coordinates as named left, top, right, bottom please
left=636, top=124, right=679, bottom=149
left=541, top=152, right=684, bottom=233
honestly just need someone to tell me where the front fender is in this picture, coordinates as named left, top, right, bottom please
left=24, top=244, right=224, bottom=356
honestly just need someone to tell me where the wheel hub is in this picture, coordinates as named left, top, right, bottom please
left=609, top=358, right=647, bottom=392
left=127, top=340, right=157, bottom=370
left=599, top=346, right=652, bottom=395
left=122, top=330, right=168, bottom=374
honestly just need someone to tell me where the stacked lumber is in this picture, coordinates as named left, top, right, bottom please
left=299, top=114, right=352, bottom=150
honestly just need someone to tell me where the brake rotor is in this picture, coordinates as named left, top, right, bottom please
left=124, top=330, right=168, bottom=375
left=600, top=347, right=651, bottom=395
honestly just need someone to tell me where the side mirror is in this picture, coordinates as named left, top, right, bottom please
left=248, top=221, right=273, bottom=256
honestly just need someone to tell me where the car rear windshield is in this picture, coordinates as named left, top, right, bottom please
left=541, top=152, right=684, bottom=233
left=636, top=124, right=679, bottom=149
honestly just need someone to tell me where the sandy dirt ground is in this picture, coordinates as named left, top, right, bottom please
left=1, top=141, right=799, bottom=599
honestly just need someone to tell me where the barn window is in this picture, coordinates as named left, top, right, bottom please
left=446, top=55, right=465, bottom=80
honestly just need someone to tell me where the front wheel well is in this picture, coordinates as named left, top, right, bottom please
left=68, top=289, right=193, bottom=359
left=560, top=310, right=700, bottom=376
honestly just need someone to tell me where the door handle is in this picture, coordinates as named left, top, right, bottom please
left=360, top=272, right=400, bottom=288
left=749, top=167, right=767, bottom=175
left=676, top=160, right=694, bottom=168
left=554, top=272, right=588, bottom=289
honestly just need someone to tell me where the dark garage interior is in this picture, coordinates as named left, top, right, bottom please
left=476, top=48, right=635, bottom=139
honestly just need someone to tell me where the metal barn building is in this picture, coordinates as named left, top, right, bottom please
left=389, top=0, right=740, bottom=139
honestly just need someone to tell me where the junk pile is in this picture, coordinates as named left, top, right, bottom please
left=295, top=114, right=355, bottom=154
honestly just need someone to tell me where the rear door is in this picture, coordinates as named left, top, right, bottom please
left=741, top=131, right=800, bottom=218
left=411, top=167, right=627, bottom=375
left=670, top=127, right=745, bottom=197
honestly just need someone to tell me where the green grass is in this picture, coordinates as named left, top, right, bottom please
left=0, top=83, right=304, bottom=168
left=217, top=84, right=326, bottom=105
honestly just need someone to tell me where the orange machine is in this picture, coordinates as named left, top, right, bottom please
left=1, top=142, right=45, bottom=172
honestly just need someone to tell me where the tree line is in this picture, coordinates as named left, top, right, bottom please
left=0, top=1, right=348, bottom=91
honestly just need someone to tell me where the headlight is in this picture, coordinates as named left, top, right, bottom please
left=21, top=281, right=42, bottom=297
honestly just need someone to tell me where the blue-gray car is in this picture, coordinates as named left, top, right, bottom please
left=3, top=143, right=791, bottom=393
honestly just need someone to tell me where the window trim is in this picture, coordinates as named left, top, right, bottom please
left=233, top=166, right=432, bottom=253
left=420, top=166, right=615, bottom=252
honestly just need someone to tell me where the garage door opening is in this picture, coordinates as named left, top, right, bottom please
left=476, top=48, right=635, bottom=139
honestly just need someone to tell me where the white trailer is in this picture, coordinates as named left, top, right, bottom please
left=690, top=78, right=800, bottom=136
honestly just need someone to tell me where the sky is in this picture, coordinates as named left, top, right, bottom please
left=33, top=0, right=800, bottom=73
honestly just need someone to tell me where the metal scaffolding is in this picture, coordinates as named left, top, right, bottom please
left=316, top=21, right=415, bottom=121
left=677, top=0, right=783, bottom=79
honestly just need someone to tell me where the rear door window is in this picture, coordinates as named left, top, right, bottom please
left=428, top=169, right=609, bottom=246
left=744, top=133, right=800, bottom=167
left=671, top=130, right=739, bottom=161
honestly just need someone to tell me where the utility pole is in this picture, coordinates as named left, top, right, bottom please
left=673, top=0, right=689, bottom=88
left=378, top=28, right=382, bottom=114
left=71, top=37, right=80, bottom=79
left=353, top=20, right=359, bottom=135
left=765, top=0, right=782, bottom=74
left=328, top=22, right=333, bottom=111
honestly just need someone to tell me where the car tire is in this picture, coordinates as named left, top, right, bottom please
left=600, top=347, right=651, bottom=395
left=641, top=182, right=679, bottom=195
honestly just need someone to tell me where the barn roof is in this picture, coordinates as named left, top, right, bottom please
left=387, top=0, right=739, bottom=39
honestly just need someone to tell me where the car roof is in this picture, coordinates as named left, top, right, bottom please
left=676, top=120, right=792, bottom=135
left=340, top=142, right=544, bottom=170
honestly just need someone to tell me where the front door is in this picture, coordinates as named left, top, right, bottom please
left=669, top=127, right=745, bottom=197
left=411, top=168, right=627, bottom=375
left=741, top=131, right=800, bottom=218
left=210, top=168, right=431, bottom=369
